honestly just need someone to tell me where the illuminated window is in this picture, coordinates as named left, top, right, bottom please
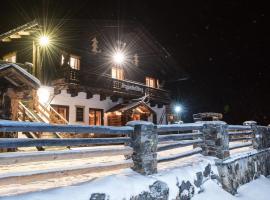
left=89, top=108, right=103, bottom=125
left=70, top=55, right=80, bottom=70
left=146, top=77, right=158, bottom=88
left=75, top=106, right=84, bottom=122
left=112, top=67, right=124, bottom=80
left=61, top=54, right=80, bottom=70
left=3, top=52, right=16, bottom=63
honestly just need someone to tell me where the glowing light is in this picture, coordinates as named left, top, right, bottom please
left=37, top=86, right=51, bottom=104
left=174, top=105, right=182, bottom=113
left=39, top=35, right=50, bottom=46
left=112, top=51, right=126, bottom=65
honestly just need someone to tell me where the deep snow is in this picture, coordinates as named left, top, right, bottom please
left=1, top=153, right=269, bottom=200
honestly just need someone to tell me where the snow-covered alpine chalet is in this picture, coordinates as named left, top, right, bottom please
left=0, top=19, right=181, bottom=129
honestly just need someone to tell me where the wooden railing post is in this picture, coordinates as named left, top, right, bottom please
left=201, top=121, right=230, bottom=159
left=127, top=121, right=158, bottom=175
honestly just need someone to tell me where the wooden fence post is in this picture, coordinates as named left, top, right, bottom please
left=127, top=121, right=158, bottom=175
left=201, top=121, right=230, bottom=159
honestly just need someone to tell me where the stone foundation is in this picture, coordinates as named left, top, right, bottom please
left=216, top=148, right=270, bottom=194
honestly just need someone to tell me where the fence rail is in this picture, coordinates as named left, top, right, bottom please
left=0, top=119, right=269, bottom=186
left=0, top=120, right=133, bottom=135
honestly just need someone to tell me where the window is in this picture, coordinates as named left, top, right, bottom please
left=3, top=52, right=16, bottom=63
left=61, top=54, right=80, bottom=70
left=89, top=108, right=104, bottom=125
left=112, top=67, right=124, bottom=80
left=146, top=77, right=158, bottom=88
left=70, top=55, right=80, bottom=70
left=51, top=105, right=69, bottom=122
left=75, top=106, right=84, bottom=122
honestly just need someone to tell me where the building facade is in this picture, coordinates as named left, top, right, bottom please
left=0, top=19, right=179, bottom=127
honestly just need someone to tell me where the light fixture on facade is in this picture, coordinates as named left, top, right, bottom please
left=38, top=35, right=50, bottom=47
left=112, top=50, right=126, bottom=65
left=37, top=86, right=51, bottom=104
left=174, top=105, right=182, bottom=113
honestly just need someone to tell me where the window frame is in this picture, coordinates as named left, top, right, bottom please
left=50, top=104, right=70, bottom=121
left=89, top=108, right=104, bottom=126
left=111, top=66, right=124, bottom=80
left=146, top=77, right=159, bottom=88
left=61, top=54, right=81, bottom=70
left=75, top=106, right=85, bottom=122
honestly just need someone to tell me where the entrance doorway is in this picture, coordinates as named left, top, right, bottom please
left=89, top=108, right=104, bottom=125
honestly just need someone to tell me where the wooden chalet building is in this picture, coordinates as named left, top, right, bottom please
left=0, top=19, right=179, bottom=128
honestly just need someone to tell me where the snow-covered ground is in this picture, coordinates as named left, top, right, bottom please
left=0, top=142, right=266, bottom=200
left=1, top=149, right=269, bottom=200
left=193, top=176, right=270, bottom=200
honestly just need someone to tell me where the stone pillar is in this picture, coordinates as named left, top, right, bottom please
left=244, top=121, right=270, bottom=150
left=127, top=121, right=158, bottom=175
left=201, top=121, right=230, bottom=159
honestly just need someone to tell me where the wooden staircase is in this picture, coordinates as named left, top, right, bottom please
left=17, top=100, right=68, bottom=150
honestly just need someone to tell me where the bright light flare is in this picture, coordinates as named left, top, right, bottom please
left=39, top=35, right=50, bottom=46
left=37, top=86, right=51, bottom=104
left=174, top=105, right=182, bottom=113
left=112, top=51, right=126, bottom=65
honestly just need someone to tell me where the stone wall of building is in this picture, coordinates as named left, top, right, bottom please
left=216, top=148, right=270, bottom=195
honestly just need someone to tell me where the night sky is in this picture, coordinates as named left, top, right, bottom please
left=0, top=0, right=269, bottom=124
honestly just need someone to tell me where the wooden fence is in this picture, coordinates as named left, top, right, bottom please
left=0, top=119, right=269, bottom=186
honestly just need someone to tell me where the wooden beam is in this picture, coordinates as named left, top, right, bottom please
left=157, top=139, right=203, bottom=152
left=9, top=34, right=21, bottom=39
left=157, top=123, right=203, bottom=132
left=0, top=146, right=133, bottom=165
left=86, top=91, right=93, bottom=99
left=2, top=38, right=11, bottom=42
left=158, top=132, right=203, bottom=142
left=100, top=94, right=106, bottom=101
left=158, top=148, right=202, bottom=163
left=18, top=31, right=30, bottom=36
left=0, top=137, right=131, bottom=148
left=0, top=120, right=133, bottom=135
left=0, top=160, right=133, bottom=186
left=229, top=142, right=252, bottom=150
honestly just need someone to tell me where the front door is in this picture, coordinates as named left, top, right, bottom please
left=89, top=108, right=104, bottom=125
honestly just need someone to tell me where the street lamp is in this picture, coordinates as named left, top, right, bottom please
left=38, top=35, right=50, bottom=47
left=174, top=105, right=183, bottom=123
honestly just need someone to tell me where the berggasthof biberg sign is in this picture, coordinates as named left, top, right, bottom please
left=113, top=80, right=144, bottom=93
left=121, top=83, right=144, bottom=93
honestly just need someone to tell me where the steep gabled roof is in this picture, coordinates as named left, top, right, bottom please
left=0, top=20, right=39, bottom=42
left=0, top=62, right=40, bottom=89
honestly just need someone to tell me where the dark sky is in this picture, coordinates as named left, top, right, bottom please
left=0, top=0, right=269, bottom=124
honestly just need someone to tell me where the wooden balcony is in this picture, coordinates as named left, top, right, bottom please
left=59, top=69, right=170, bottom=104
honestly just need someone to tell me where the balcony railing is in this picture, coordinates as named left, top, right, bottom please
left=66, top=70, right=170, bottom=104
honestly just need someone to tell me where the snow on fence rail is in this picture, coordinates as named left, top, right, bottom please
left=227, top=124, right=254, bottom=151
left=0, top=119, right=269, bottom=186
left=0, top=120, right=134, bottom=185
left=156, top=123, right=204, bottom=163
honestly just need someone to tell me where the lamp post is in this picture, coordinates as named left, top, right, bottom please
left=174, top=105, right=182, bottom=123
left=32, top=35, right=50, bottom=80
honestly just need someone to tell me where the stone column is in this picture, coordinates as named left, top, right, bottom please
left=127, top=121, right=158, bottom=175
left=244, top=121, right=270, bottom=150
left=201, top=121, right=230, bottom=159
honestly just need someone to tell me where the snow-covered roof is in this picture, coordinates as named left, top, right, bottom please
left=0, top=62, right=40, bottom=89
